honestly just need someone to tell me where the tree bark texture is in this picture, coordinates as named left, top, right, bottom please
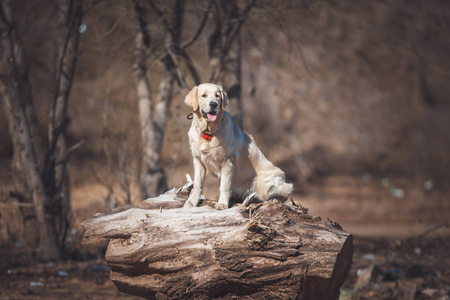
left=217, top=33, right=243, bottom=128
left=133, top=0, right=187, bottom=199
left=45, top=0, right=82, bottom=248
left=0, top=0, right=61, bottom=260
left=0, top=89, right=39, bottom=247
left=0, top=0, right=45, bottom=161
left=0, top=0, right=81, bottom=259
left=0, top=0, right=44, bottom=195
left=132, top=0, right=168, bottom=199
left=208, top=0, right=254, bottom=129
left=82, top=185, right=353, bottom=300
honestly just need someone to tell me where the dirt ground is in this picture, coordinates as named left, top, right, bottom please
left=1, top=175, right=449, bottom=299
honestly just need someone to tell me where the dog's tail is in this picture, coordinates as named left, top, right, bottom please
left=247, top=134, right=294, bottom=202
left=268, top=179, right=294, bottom=201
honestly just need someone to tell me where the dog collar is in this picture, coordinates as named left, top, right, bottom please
left=202, top=132, right=212, bottom=141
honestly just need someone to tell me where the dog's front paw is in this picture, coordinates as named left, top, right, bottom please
left=184, top=197, right=200, bottom=208
left=214, top=202, right=228, bottom=210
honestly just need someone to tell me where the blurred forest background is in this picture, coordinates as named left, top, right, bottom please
left=1, top=0, right=449, bottom=299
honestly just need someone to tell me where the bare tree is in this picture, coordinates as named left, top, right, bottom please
left=208, top=0, right=256, bottom=128
left=0, top=0, right=81, bottom=259
left=98, top=94, right=134, bottom=208
left=131, top=0, right=256, bottom=198
left=132, top=0, right=162, bottom=199
left=132, top=0, right=189, bottom=199
left=45, top=0, right=82, bottom=250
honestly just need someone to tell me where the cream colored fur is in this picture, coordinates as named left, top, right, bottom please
left=184, top=83, right=293, bottom=210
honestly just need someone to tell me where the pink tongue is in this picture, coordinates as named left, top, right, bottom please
left=207, top=113, right=217, bottom=121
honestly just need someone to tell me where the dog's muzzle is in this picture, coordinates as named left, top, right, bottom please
left=202, top=102, right=219, bottom=121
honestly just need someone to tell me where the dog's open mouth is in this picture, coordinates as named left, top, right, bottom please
left=202, top=110, right=217, bottom=122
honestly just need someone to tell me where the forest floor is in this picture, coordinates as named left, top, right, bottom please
left=0, top=175, right=449, bottom=299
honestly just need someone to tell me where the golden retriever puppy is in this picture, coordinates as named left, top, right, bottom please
left=184, top=83, right=293, bottom=209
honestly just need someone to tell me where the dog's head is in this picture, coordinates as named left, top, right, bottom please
left=184, top=83, right=229, bottom=123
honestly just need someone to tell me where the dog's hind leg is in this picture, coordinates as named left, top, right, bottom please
left=241, top=192, right=258, bottom=207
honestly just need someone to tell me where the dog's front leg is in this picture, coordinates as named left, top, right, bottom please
left=215, top=159, right=234, bottom=210
left=185, top=156, right=206, bottom=207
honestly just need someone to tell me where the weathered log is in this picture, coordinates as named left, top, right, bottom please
left=81, top=184, right=353, bottom=299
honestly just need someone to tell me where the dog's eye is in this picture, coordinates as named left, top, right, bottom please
left=201, top=93, right=207, bottom=98
left=216, top=92, right=220, bottom=97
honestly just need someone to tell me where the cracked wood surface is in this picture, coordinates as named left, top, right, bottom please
left=82, top=186, right=353, bottom=299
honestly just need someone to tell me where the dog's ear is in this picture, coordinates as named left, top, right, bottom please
left=219, top=86, right=229, bottom=108
left=184, top=86, right=199, bottom=111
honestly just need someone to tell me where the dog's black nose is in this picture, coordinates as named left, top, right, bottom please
left=209, top=102, right=218, bottom=109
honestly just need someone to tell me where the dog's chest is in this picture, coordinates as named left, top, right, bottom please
left=198, top=139, right=229, bottom=177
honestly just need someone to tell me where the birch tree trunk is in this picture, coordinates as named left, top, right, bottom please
left=132, top=0, right=166, bottom=199
left=0, top=1, right=44, bottom=249
left=1, top=0, right=44, bottom=202
left=0, top=0, right=60, bottom=259
left=0, top=0, right=81, bottom=259
left=0, top=89, right=39, bottom=247
left=133, top=0, right=186, bottom=199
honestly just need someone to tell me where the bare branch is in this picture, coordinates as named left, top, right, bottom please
left=65, top=139, right=85, bottom=155
left=166, top=47, right=188, bottom=90
left=259, top=3, right=319, bottom=79
left=118, top=148, right=132, bottom=205
left=147, top=0, right=190, bottom=88
left=177, top=46, right=201, bottom=85
left=96, top=11, right=128, bottom=38
left=133, top=0, right=151, bottom=48
left=1, top=199, right=34, bottom=208
left=82, top=0, right=102, bottom=15
left=147, top=0, right=172, bottom=36
left=46, top=0, right=82, bottom=172
left=224, top=0, right=256, bottom=49
left=209, top=0, right=256, bottom=82
left=181, top=0, right=213, bottom=49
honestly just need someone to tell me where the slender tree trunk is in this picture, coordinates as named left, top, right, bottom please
left=150, top=0, right=186, bottom=185
left=0, top=0, right=44, bottom=191
left=5, top=93, right=60, bottom=260
left=153, top=72, right=175, bottom=153
left=0, top=0, right=81, bottom=259
left=133, top=0, right=186, bottom=199
left=0, top=0, right=45, bottom=163
left=132, top=0, right=165, bottom=199
left=0, top=88, right=39, bottom=247
left=0, top=0, right=60, bottom=259
left=152, top=0, right=185, bottom=144
left=0, top=0, right=44, bottom=248
left=45, top=0, right=81, bottom=248
left=0, top=73, right=60, bottom=260
left=216, top=32, right=243, bottom=128
left=208, top=0, right=254, bottom=129
left=134, top=42, right=166, bottom=199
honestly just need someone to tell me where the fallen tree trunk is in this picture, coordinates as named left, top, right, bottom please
left=82, top=184, right=353, bottom=300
